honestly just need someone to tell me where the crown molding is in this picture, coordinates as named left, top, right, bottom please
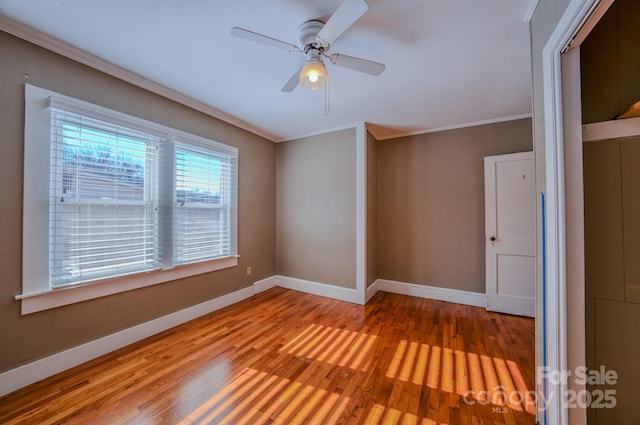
left=278, top=122, right=361, bottom=143
left=369, top=113, right=533, bottom=141
left=0, top=15, right=278, bottom=142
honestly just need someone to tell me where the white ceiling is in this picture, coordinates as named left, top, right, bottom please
left=0, top=0, right=533, bottom=142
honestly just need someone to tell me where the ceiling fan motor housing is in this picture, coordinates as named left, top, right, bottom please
left=231, top=0, right=384, bottom=95
left=297, top=20, right=325, bottom=52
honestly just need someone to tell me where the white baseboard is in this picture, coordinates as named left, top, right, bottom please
left=365, top=280, right=379, bottom=303
left=376, top=279, right=487, bottom=308
left=275, top=275, right=362, bottom=304
left=0, top=285, right=255, bottom=397
left=1, top=275, right=486, bottom=397
left=253, top=275, right=279, bottom=294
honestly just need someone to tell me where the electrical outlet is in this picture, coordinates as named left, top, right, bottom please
left=246, top=266, right=252, bottom=276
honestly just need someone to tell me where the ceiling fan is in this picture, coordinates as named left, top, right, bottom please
left=231, top=0, right=385, bottom=106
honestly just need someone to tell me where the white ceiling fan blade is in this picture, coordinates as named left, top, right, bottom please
left=329, top=53, right=385, bottom=76
left=231, top=27, right=300, bottom=53
left=316, top=0, right=368, bottom=47
left=282, top=66, right=302, bottom=92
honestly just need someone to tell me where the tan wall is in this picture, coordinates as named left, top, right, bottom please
left=583, top=139, right=640, bottom=303
left=376, top=118, right=532, bottom=293
left=583, top=137, right=640, bottom=423
left=581, top=0, right=640, bottom=123
left=366, top=130, right=378, bottom=287
left=276, top=129, right=357, bottom=289
left=581, top=2, right=640, bottom=422
left=0, top=31, right=276, bottom=372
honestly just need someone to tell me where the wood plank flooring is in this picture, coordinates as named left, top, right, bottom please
left=0, top=288, right=536, bottom=424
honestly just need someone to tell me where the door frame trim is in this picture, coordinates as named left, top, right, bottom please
left=541, top=0, right=612, bottom=423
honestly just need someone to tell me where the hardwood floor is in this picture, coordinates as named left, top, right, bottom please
left=0, top=288, right=536, bottom=424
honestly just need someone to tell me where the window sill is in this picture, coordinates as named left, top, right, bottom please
left=16, top=256, right=238, bottom=315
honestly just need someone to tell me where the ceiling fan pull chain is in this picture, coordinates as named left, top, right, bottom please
left=325, top=71, right=330, bottom=116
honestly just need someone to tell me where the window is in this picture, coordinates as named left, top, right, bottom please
left=173, top=141, right=237, bottom=265
left=21, top=85, right=238, bottom=314
left=50, top=107, right=160, bottom=286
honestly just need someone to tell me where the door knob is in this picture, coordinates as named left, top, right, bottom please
left=490, top=236, right=496, bottom=242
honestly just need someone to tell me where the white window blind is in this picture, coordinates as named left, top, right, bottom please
left=173, top=140, right=237, bottom=265
left=21, top=85, right=239, bottom=312
left=49, top=107, right=160, bottom=286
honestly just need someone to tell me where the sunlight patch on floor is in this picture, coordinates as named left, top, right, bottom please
left=280, top=323, right=378, bottom=371
left=364, top=404, right=441, bottom=425
left=385, top=340, right=536, bottom=415
left=178, top=367, right=350, bottom=425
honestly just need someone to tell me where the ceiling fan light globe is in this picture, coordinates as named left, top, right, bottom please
left=300, top=60, right=326, bottom=90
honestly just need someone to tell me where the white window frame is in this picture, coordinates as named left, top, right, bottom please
left=172, top=138, right=238, bottom=266
left=48, top=103, right=162, bottom=287
left=19, top=84, right=238, bottom=315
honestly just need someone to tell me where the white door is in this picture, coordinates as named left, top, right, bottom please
left=484, top=151, right=535, bottom=317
